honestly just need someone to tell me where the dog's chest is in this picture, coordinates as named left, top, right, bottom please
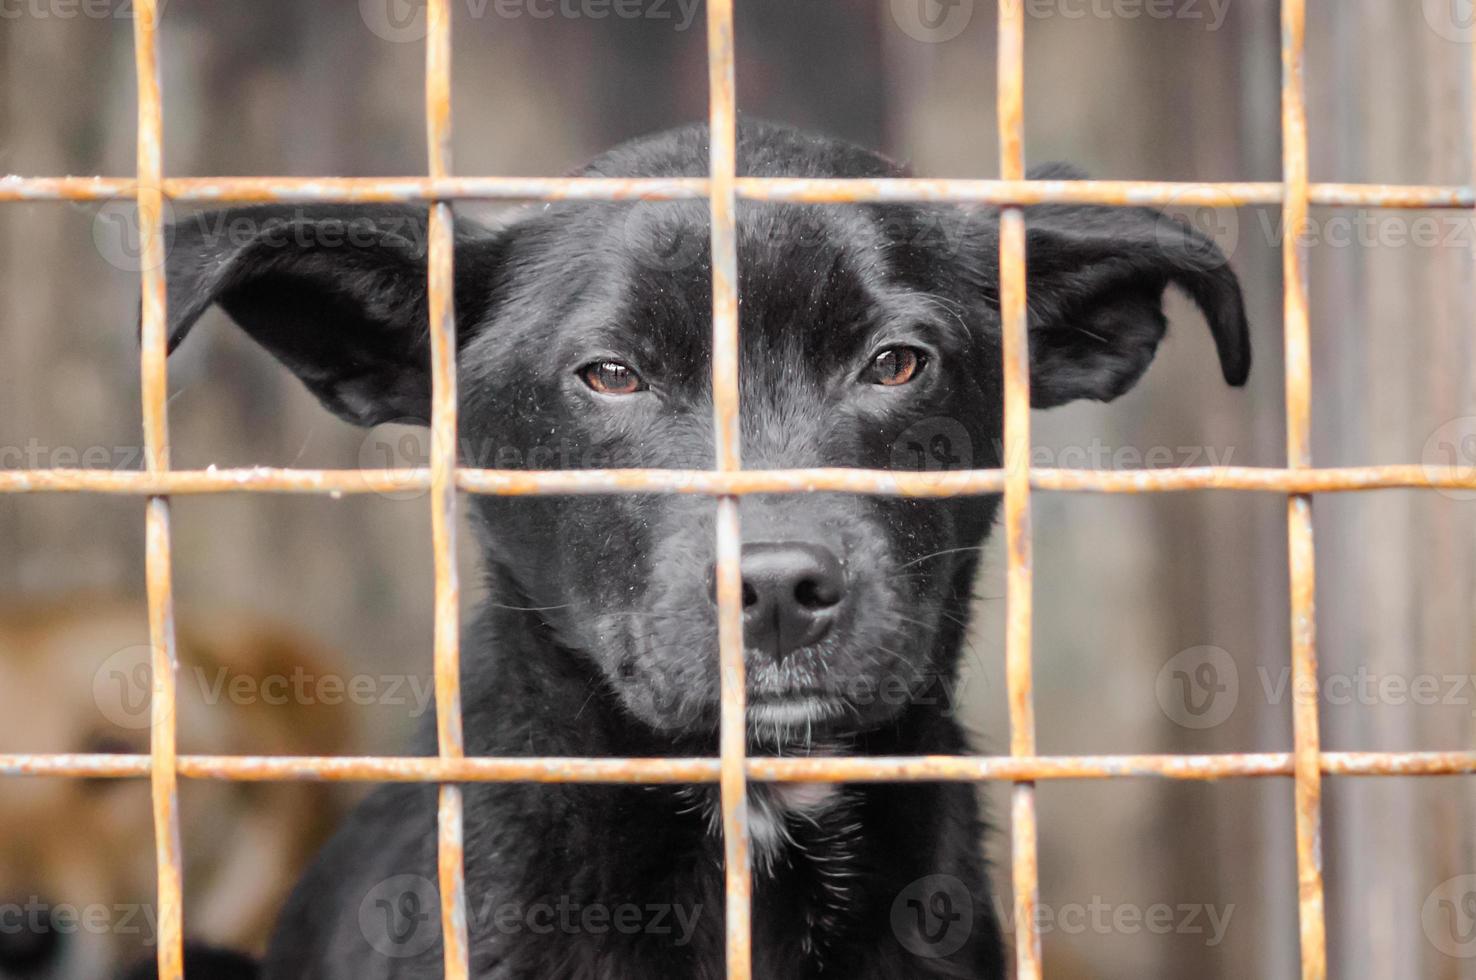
left=682, top=782, right=870, bottom=971
left=758, top=786, right=868, bottom=959
left=747, top=782, right=846, bottom=867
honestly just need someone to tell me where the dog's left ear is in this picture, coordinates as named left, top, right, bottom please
left=985, top=165, right=1251, bottom=408
left=156, top=205, right=506, bottom=427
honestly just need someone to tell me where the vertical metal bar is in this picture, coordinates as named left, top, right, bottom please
left=705, top=1, right=750, bottom=977
left=1280, top=2, right=1326, bottom=977
left=425, top=1, right=469, bottom=977
left=132, top=2, right=184, bottom=978
left=997, top=2, right=1040, bottom=977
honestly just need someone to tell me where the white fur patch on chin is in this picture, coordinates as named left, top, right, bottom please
left=771, top=782, right=841, bottom=813
left=746, top=782, right=844, bottom=871
left=747, top=700, right=832, bottom=728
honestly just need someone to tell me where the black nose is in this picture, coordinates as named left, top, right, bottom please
left=0, top=900, right=62, bottom=973
left=710, top=542, right=845, bottom=662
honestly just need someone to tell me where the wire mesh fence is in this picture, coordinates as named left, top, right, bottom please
left=2, top=2, right=1475, bottom=978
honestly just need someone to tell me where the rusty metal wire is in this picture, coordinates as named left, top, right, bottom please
left=703, top=3, right=752, bottom=977
left=6, top=175, right=1476, bottom=208
left=130, top=4, right=185, bottom=980
left=5, top=464, right=1475, bottom=497
left=996, top=3, right=1042, bottom=978
left=7, top=750, right=1476, bottom=783
left=423, top=3, right=470, bottom=977
left=3, top=4, right=1471, bottom=978
left=1280, top=3, right=1327, bottom=977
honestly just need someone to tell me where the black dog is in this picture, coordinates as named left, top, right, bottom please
left=161, top=120, right=1248, bottom=979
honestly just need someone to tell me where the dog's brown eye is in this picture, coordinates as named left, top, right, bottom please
left=865, top=347, right=925, bottom=387
left=580, top=360, right=646, bottom=395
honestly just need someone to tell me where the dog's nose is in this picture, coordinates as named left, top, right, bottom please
left=711, top=542, right=845, bottom=662
left=0, top=899, right=62, bottom=973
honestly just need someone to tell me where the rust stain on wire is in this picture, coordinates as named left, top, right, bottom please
left=7, top=751, right=1476, bottom=783
left=171, top=175, right=709, bottom=203
left=997, top=3, right=1042, bottom=977
left=6, top=175, right=1476, bottom=209
left=423, top=1, right=470, bottom=976
left=705, top=1, right=751, bottom=977
left=4, top=465, right=1476, bottom=497
left=131, top=3, right=184, bottom=979
left=1281, top=3, right=1327, bottom=978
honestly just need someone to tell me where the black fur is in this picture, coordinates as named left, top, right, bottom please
left=161, top=120, right=1249, bottom=979
left=119, top=945, right=260, bottom=980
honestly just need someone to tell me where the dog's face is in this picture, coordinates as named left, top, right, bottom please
left=164, top=122, right=1248, bottom=745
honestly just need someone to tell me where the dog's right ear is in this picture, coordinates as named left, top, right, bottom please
left=159, top=205, right=504, bottom=427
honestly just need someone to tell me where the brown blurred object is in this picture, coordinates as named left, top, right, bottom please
left=0, top=597, right=351, bottom=979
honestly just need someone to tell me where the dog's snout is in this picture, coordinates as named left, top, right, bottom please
left=709, top=542, right=845, bottom=662
left=0, top=898, right=63, bottom=973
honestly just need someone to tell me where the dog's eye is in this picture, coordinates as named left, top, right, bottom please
left=863, top=346, right=926, bottom=387
left=580, top=360, right=647, bottom=396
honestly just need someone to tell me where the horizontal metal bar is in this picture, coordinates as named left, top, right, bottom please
left=2, top=175, right=1473, bottom=208
left=0, top=175, right=708, bottom=203
left=4, top=751, right=1475, bottom=782
left=170, top=176, right=710, bottom=203
left=2, top=465, right=1472, bottom=497
left=741, top=179, right=1476, bottom=210
left=0, top=176, right=136, bottom=201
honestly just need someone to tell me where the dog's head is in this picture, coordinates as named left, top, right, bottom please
left=162, top=121, right=1248, bottom=746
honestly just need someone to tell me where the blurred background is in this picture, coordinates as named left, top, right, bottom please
left=2, top=1, right=1474, bottom=976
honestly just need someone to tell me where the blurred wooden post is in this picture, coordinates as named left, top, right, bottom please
left=1311, top=5, right=1476, bottom=978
